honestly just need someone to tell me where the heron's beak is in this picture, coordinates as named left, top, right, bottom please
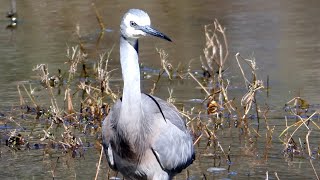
left=139, top=25, right=172, bottom=42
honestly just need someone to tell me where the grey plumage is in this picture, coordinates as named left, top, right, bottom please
left=102, top=9, right=195, bottom=180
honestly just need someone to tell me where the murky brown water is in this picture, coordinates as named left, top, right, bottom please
left=1, top=0, right=320, bottom=179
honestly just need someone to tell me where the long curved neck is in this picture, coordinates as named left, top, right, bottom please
left=119, top=35, right=142, bottom=130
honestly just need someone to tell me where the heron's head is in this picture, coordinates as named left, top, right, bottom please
left=120, top=9, right=171, bottom=42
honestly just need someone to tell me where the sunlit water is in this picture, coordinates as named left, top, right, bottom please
left=0, top=0, right=320, bottom=179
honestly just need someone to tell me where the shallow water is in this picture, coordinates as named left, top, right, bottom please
left=0, top=0, right=320, bottom=179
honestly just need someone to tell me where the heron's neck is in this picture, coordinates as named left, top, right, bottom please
left=119, top=35, right=142, bottom=126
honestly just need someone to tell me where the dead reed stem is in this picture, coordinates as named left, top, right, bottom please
left=235, top=53, right=264, bottom=119
left=17, top=85, right=25, bottom=106
left=274, top=172, right=280, bottom=180
left=92, top=3, right=105, bottom=31
left=279, top=111, right=318, bottom=138
left=188, top=72, right=210, bottom=96
left=266, top=171, right=269, bottom=180
left=95, top=145, right=104, bottom=180
left=193, top=134, right=203, bottom=145
left=309, top=159, right=319, bottom=180
left=21, top=84, right=37, bottom=107
left=305, top=130, right=311, bottom=157
left=157, top=48, right=173, bottom=80
left=149, top=70, right=166, bottom=95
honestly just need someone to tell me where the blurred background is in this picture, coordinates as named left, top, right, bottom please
left=1, top=0, right=320, bottom=108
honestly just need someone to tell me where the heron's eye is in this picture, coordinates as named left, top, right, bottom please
left=130, top=21, right=137, bottom=27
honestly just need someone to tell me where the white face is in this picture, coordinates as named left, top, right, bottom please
left=120, top=9, right=151, bottom=39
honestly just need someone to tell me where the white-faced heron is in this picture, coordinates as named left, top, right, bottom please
left=102, top=9, right=195, bottom=180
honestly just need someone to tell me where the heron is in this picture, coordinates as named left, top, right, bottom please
left=102, top=9, right=195, bottom=180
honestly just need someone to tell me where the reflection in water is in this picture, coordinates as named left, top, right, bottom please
left=0, top=0, right=320, bottom=179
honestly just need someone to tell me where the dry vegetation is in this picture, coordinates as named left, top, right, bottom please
left=1, top=6, right=320, bottom=180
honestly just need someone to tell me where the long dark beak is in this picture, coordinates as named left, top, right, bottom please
left=139, top=25, right=172, bottom=42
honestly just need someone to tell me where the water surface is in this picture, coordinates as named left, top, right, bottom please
left=0, top=0, right=320, bottom=179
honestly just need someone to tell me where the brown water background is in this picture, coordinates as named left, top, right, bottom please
left=0, top=0, right=320, bottom=179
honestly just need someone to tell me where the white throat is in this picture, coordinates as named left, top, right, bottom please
left=119, top=36, right=142, bottom=130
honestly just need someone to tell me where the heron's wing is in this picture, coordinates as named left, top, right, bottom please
left=141, top=94, right=195, bottom=173
left=142, top=94, right=187, bottom=132
left=102, top=99, right=122, bottom=170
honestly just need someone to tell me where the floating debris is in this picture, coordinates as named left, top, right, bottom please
left=5, top=133, right=26, bottom=150
left=207, top=167, right=227, bottom=173
left=109, top=177, right=122, bottom=180
left=6, top=0, right=18, bottom=29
